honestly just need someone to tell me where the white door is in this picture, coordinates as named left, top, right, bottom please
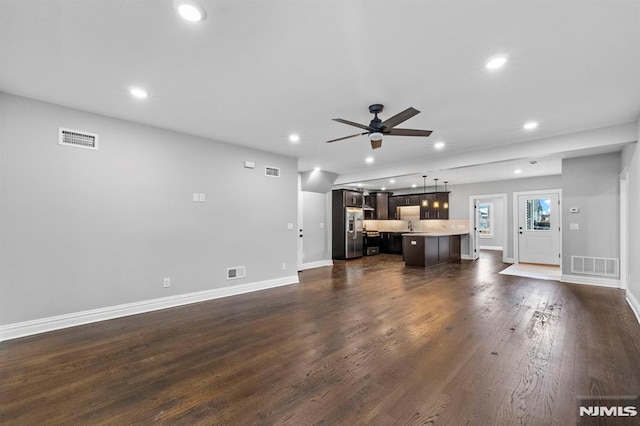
left=473, top=199, right=480, bottom=260
left=518, top=192, right=560, bottom=265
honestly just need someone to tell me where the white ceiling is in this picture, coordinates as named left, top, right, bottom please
left=1, top=0, right=639, bottom=191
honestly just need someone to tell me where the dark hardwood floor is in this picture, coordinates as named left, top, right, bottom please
left=1, top=251, right=639, bottom=425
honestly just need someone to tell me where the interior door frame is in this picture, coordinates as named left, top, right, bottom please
left=620, top=169, right=629, bottom=290
left=468, top=193, right=508, bottom=263
left=512, top=188, right=562, bottom=266
left=296, top=175, right=304, bottom=271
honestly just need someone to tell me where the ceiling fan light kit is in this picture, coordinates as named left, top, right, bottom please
left=369, top=132, right=383, bottom=149
left=327, top=104, right=433, bottom=149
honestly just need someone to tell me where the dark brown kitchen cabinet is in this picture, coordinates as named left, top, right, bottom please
left=364, top=194, right=375, bottom=219
left=338, top=190, right=363, bottom=207
left=380, top=232, right=402, bottom=254
left=387, top=196, right=398, bottom=220
left=402, top=234, right=461, bottom=267
left=367, top=192, right=390, bottom=220
left=420, top=192, right=450, bottom=220
left=394, top=194, right=421, bottom=206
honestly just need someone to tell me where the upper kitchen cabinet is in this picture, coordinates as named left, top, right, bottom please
left=388, top=196, right=398, bottom=220
left=420, top=192, right=449, bottom=219
left=368, top=192, right=391, bottom=220
left=394, top=194, right=421, bottom=207
left=338, top=189, right=364, bottom=207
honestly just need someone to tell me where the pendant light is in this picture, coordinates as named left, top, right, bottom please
left=421, top=175, right=428, bottom=207
left=433, top=178, right=440, bottom=208
left=443, top=181, right=449, bottom=209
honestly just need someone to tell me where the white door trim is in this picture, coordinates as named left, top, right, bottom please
left=512, top=188, right=562, bottom=267
left=620, top=169, right=629, bottom=290
left=469, top=193, right=509, bottom=263
left=297, top=175, right=304, bottom=271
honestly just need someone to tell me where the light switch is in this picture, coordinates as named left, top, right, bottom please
left=287, top=223, right=294, bottom=230
left=570, top=223, right=580, bottom=231
left=199, top=193, right=206, bottom=202
left=193, top=193, right=199, bottom=202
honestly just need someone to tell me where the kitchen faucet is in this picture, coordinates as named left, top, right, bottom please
left=408, top=220, right=413, bottom=232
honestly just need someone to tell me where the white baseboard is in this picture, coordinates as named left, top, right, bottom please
left=560, top=274, right=621, bottom=288
left=504, top=257, right=515, bottom=264
left=626, top=289, right=640, bottom=325
left=299, top=259, right=333, bottom=271
left=0, top=275, right=299, bottom=342
left=480, top=246, right=503, bottom=251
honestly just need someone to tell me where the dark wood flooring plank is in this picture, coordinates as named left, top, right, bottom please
left=1, top=251, right=639, bottom=425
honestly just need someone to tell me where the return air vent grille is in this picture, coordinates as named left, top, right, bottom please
left=58, top=127, right=98, bottom=150
left=571, top=256, right=619, bottom=277
left=265, top=166, right=280, bottom=177
left=226, top=266, right=246, bottom=280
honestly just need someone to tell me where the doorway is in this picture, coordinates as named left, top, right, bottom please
left=468, top=193, right=508, bottom=263
left=514, top=190, right=561, bottom=266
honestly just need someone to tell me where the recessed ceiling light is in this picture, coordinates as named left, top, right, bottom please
left=365, top=157, right=374, bottom=164
left=129, top=87, right=148, bottom=99
left=289, top=134, right=300, bottom=143
left=357, top=183, right=363, bottom=187
left=514, top=169, right=522, bottom=174
left=313, top=166, right=321, bottom=172
left=485, top=54, right=508, bottom=70
left=412, top=184, right=417, bottom=188
left=390, top=179, right=395, bottom=183
left=434, top=141, right=445, bottom=149
left=523, top=121, right=539, bottom=130
left=176, top=1, right=206, bottom=22
left=381, top=187, right=386, bottom=191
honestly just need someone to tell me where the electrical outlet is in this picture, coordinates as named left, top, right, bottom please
left=163, top=277, right=171, bottom=288
left=282, top=263, right=287, bottom=270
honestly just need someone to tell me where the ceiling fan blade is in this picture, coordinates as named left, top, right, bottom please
left=332, top=118, right=371, bottom=131
left=326, top=132, right=366, bottom=143
left=381, top=107, right=420, bottom=129
left=386, top=128, right=433, bottom=137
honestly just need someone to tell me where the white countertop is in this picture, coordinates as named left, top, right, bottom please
left=401, top=231, right=469, bottom=237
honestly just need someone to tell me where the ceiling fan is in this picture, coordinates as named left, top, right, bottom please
left=327, top=104, right=433, bottom=149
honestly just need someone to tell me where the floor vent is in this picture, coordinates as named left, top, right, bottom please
left=227, top=266, right=246, bottom=280
left=58, top=127, right=98, bottom=150
left=265, top=166, right=280, bottom=177
left=571, top=256, right=619, bottom=277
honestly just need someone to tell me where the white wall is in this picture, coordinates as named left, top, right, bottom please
left=447, top=175, right=562, bottom=260
left=561, top=153, right=621, bottom=276
left=301, top=191, right=331, bottom=265
left=0, top=93, right=298, bottom=326
left=622, top=121, right=640, bottom=317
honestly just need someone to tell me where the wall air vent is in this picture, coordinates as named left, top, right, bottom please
left=265, top=166, right=280, bottom=178
left=58, top=127, right=98, bottom=150
left=571, top=256, right=619, bottom=277
left=226, top=266, right=246, bottom=280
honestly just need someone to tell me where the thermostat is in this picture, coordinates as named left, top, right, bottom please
left=569, top=207, right=580, bottom=213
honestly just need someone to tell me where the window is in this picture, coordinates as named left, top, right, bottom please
left=525, top=198, right=551, bottom=231
left=478, top=203, right=493, bottom=237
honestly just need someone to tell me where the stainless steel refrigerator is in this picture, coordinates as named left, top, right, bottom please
left=342, top=207, right=364, bottom=259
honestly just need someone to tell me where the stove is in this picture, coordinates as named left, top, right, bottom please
left=363, top=230, right=380, bottom=256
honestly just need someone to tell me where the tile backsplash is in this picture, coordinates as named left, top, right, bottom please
left=364, top=219, right=469, bottom=233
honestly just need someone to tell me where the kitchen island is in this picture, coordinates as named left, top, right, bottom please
left=402, top=232, right=467, bottom=267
